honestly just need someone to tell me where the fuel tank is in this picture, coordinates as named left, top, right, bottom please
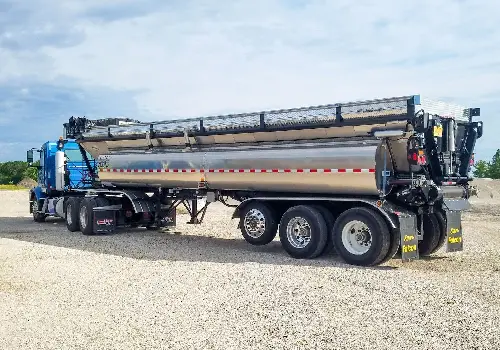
left=96, top=137, right=404, bottom=196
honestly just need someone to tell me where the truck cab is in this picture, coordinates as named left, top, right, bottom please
left=27, top=138, right=97, bottom=222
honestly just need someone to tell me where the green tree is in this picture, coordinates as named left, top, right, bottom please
left=23, top=160, right=39, bottom=181
left=0, top=161, right=29, bottom=184
left=473, top=149, right=500, bottom=179
left=488, top=149, right=500, bottom=179
left=473, top=160, right=490, bottom=178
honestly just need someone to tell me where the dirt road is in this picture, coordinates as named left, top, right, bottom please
left=1, top=189, right=499, bottom=349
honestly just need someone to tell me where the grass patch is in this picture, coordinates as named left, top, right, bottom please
left=0, top=184, right=28, bottom=190
left=177, top=206, right=189, bottom=214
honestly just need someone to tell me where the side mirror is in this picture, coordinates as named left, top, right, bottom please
left=27, top=150, right=34, bottom=165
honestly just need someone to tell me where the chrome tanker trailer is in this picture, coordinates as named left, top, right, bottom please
left=58, top=95, right=482, bottom=266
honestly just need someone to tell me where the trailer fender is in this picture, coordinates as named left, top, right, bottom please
left=231, top=200, right=252, bottom=219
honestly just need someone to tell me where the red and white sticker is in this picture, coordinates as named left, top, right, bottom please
left=100, top=168, right=376, bottom=173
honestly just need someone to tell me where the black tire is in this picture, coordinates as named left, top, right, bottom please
left=332, top=207, right=391, bottom=266
left=419, top=213, right=441, bottom=256
left=79, top=197, right=96, bottom=235
left=431, top=211, right=447, bottom=254
left=378, top=223, right=400, bottom=265
left=65, top=197, right=81, bottom=232
left=279, top=205, right=328, bottom=259
left=312, top=204, right=336, bottom=256
left=239, top=202, right=278, bottom=246
left=32, top=198, right=46, bottom=222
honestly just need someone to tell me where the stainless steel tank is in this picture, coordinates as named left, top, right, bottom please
left=75, top=95, right=441, bottom=196
left=95, top=137, right=400, bottom=196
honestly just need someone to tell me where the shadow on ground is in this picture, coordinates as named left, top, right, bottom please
left=0, top=217, right=397, bottom=271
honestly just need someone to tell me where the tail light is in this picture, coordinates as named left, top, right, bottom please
left=408, top=148, right=427, bottom=166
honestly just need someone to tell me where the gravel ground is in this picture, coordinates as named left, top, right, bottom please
left=1, top=190, right=499, bottom=350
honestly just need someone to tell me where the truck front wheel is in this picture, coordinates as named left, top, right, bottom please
left=32, top=199, right=46, bottom=223
left=79, top=197, right=96, bottom=235
left=332, top=207, right=391, bottom=266
left=279, top=205, right=328, bottom=259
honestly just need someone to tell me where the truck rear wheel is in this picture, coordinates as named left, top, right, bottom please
left=79, top=197, right=96, bottom=235
left=66, top=197, right=81, bottom=232
left=240, top=202, right=278, bottom=245
left=279, top=205, right=328, bottom=259
left=332, top=207, right=391, bottom=266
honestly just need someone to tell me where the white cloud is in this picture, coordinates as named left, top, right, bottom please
left=38, top=1, right=500, bottom=112
left=0, top=0, right=498, bottom=160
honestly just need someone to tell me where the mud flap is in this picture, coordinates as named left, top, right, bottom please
left=93, top=208, right=117, bottom=234
left=397, top=213, right=419, bottom=262
left=442, top=199, right=467, bottom=253
left=445, top=210, right=463, bottom=252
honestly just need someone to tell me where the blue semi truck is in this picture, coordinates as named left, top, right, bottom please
left=27, top=120, right=176, bottom=231
left=27, top=137, right=97, bottom=222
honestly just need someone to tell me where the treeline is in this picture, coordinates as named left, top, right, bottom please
left=0, top=161, right=38, bottom=184
left=473, top=149, right=500, bottom=179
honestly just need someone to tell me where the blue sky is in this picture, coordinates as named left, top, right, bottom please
left=0, top=0, right=498, bottom=162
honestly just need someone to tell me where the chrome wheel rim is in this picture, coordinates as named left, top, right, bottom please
left=341, top=220, right=372, bottom=255
left=79, top=205, right=87, bottom=230
left=243, top=209, right=266, bottom=238
left=286, top=217, right=311, bottom=249
left=32, top=200, right=38, bottom=217
left=66, top=203, right=72, bottom=225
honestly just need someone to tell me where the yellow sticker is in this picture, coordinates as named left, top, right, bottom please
left=402, top=244, right=417, bottom=253
left=433, top=125, right=443, bottom=137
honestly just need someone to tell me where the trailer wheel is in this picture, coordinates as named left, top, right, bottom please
left=430, top=211, right=447, bottom=254
left=377, top=224, right=400, bottom=265
left=418, top=213, right=441, bottom=256
left=65, top=197, right=81, bottom=232
left=239, top=202, right=278, bottom=245
left=79, top=197, right=96, bottom=235
left=279, top=205, right=328, bottom=259
left=312, top=205, right=336, bottom=256
left=332, top=207, right=391, bottom=266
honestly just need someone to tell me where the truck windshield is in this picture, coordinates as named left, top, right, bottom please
left=65, top=149, right=94, bottom=162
